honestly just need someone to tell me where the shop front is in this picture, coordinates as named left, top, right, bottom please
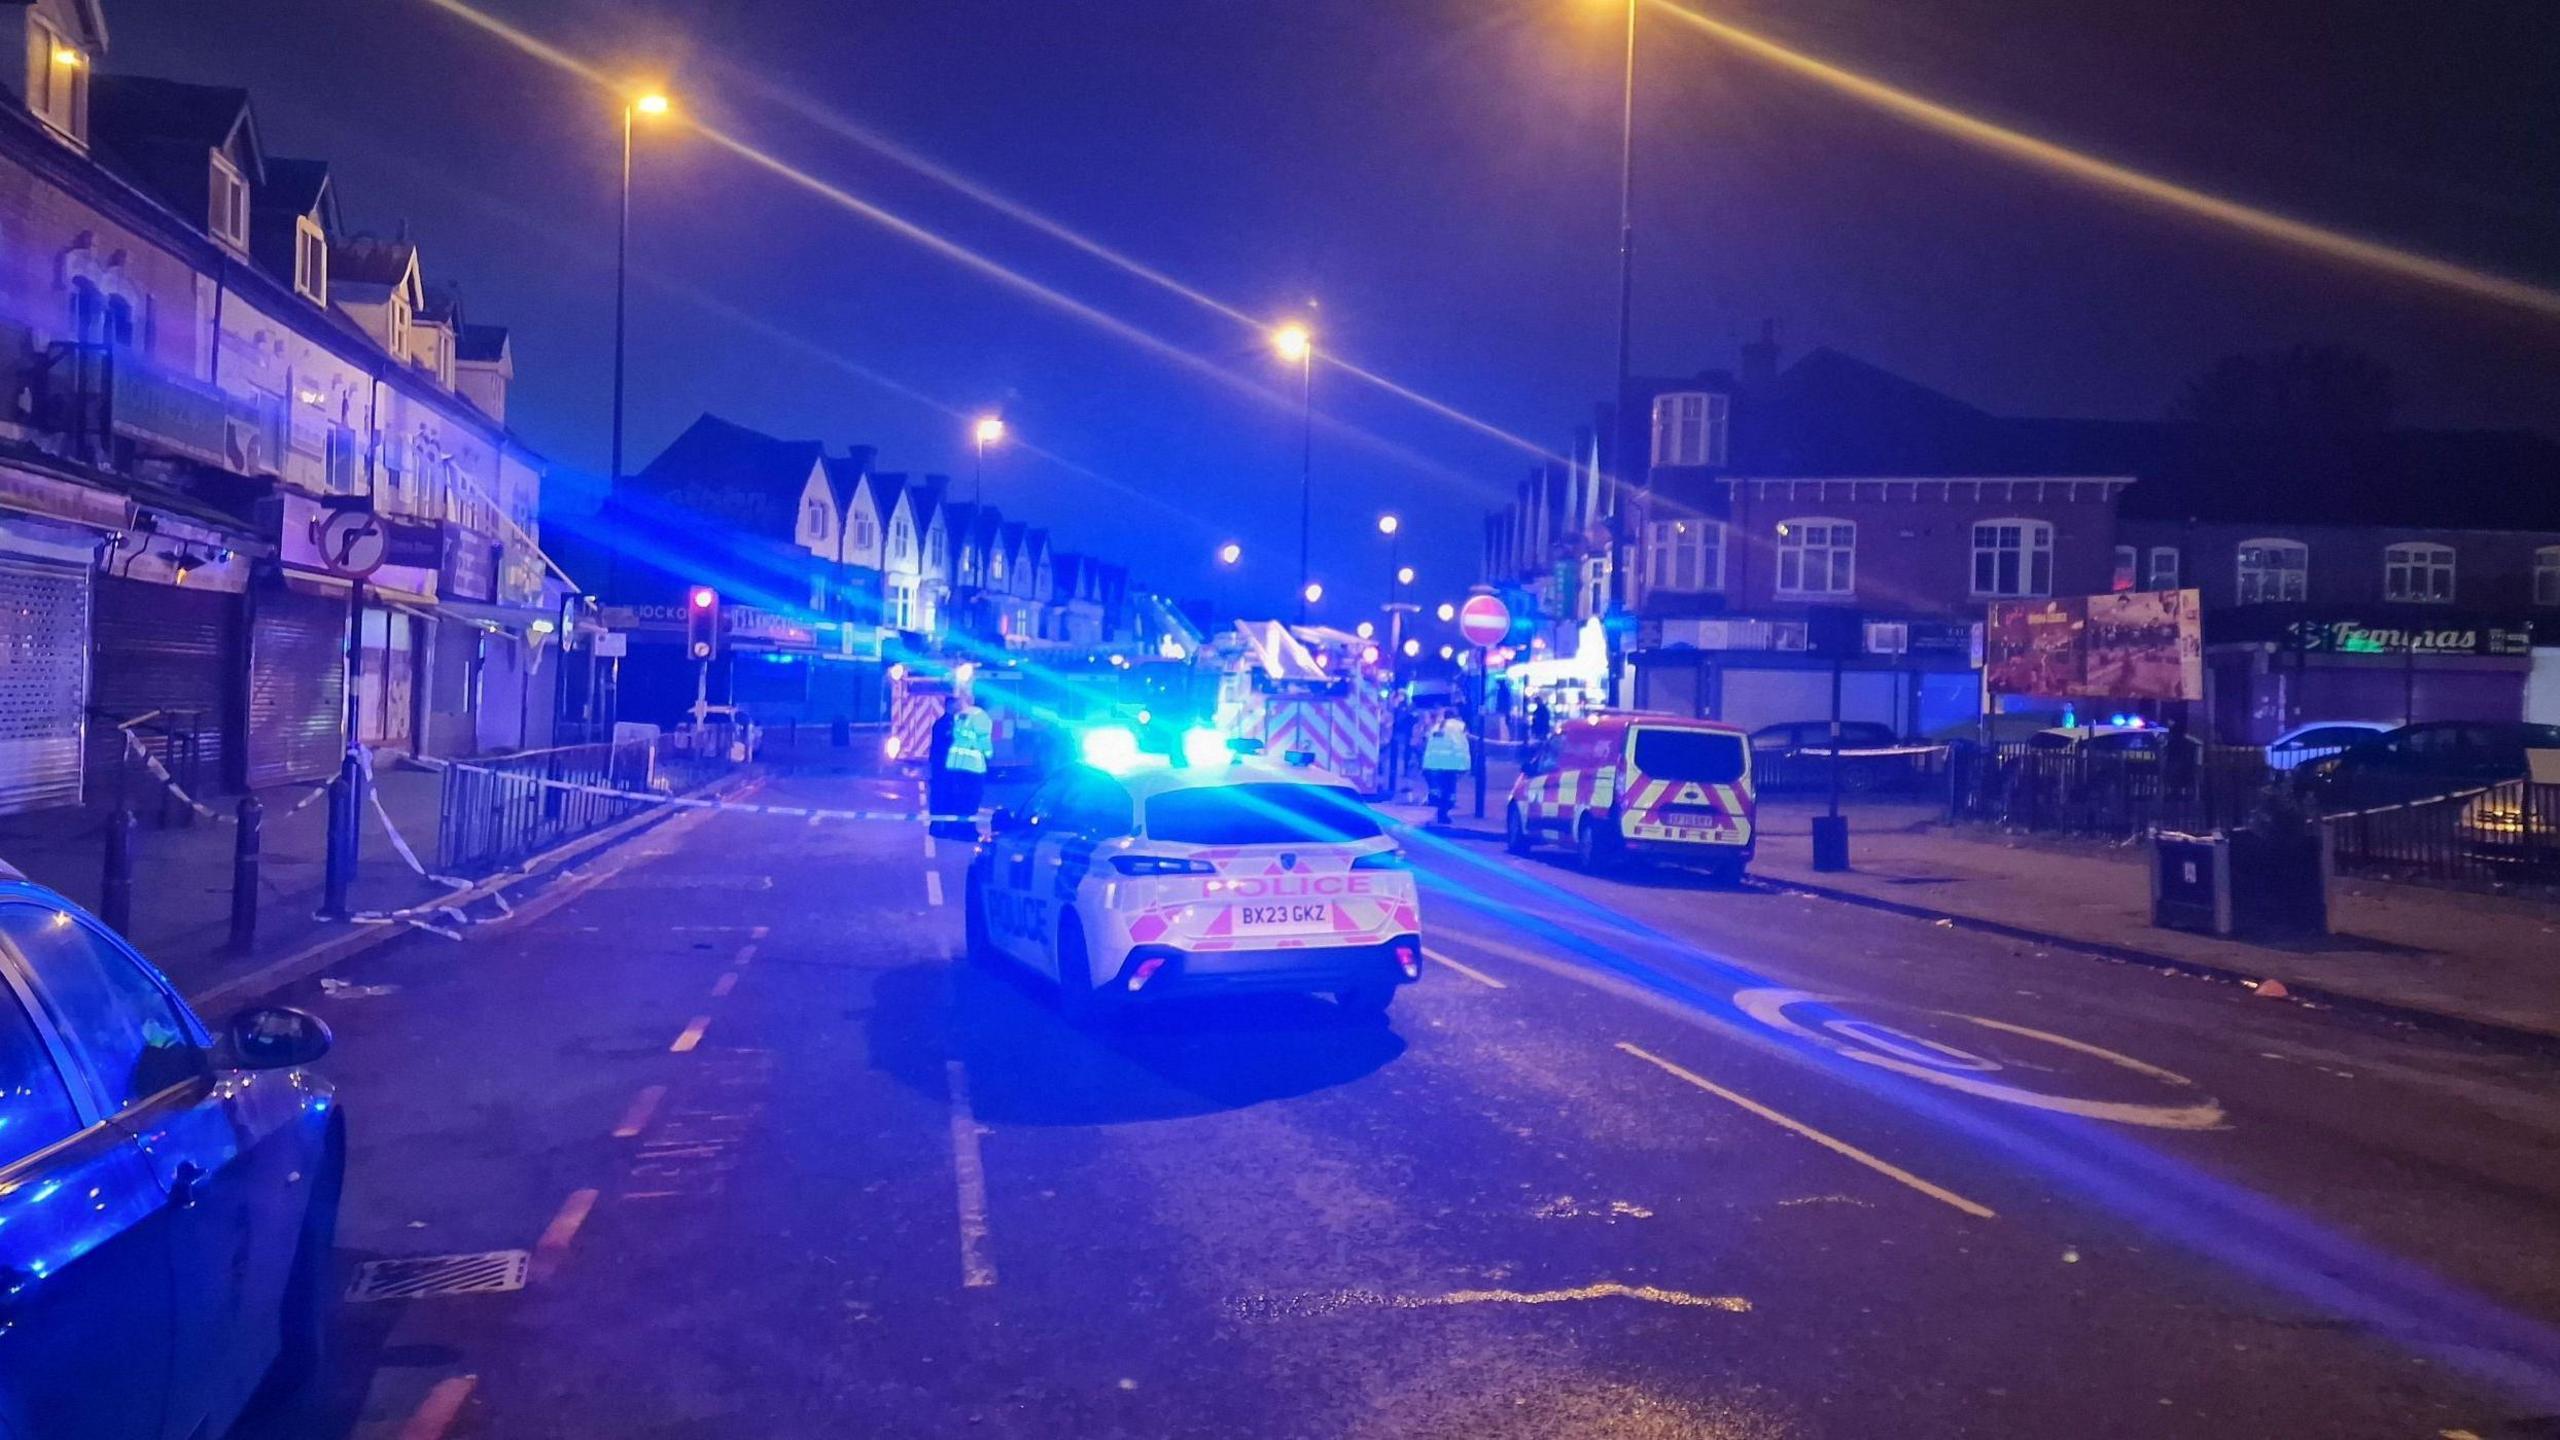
left=1633, top=614, right=1984, bottom=739
left=2205, top=610, right=2537, bottom=742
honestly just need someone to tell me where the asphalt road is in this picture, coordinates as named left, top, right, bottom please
left=236, top=765, right=2560, bottom=1440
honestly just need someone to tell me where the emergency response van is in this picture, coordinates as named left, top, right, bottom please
left=1505, top=711, right=1756, bottom=879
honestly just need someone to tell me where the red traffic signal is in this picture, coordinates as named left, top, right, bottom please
left=685, top=586, right=720, bottom=660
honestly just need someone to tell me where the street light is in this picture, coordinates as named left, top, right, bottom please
left=1275, top=321, right=1316, bottom=622
left=614, top=88, right=673, bottom=503
left=1217, top=541, right=1242, bottom=566
left=1436, top=601, right=1456, bottom=622
left=1604, top=0, right=1639, bottom=706
left=1302, top=580, right=1324, bottom=606
left=1439, top=644, right=1455, bottom=660
left=1397, top=565, right=1416, bottom=586
left=1357, top=620, right=1375, bottom=640
left=1403, top=638, right=1422, bottom=658
left=971, top=414, right=1005, bottom=509
left=1377, top=513, right=1400, bottom=536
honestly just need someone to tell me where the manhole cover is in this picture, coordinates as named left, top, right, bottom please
left=347, top=1250, right=529, bottom=1302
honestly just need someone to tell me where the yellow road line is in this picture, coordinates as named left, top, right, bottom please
left=1423, top=946, right=1508, bottom=990
left=395, top=1375, right=479, bottom=1440
left=611, top=1085, right=667, bottom=1139
left=1617, top=1042, right=1996, bottom=1220
left=530, top=1187, right=599, bottom=1281
left=711, top=971, right=738, bottom=998
left=670, top=1016, right=712, bottom=1053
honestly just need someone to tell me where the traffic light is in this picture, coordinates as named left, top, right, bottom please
left=685, top=585, right=720, bottom=661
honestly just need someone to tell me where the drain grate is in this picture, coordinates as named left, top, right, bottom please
left=346, top=1250, right=530, bottom=1302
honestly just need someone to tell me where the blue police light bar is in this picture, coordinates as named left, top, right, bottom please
left=1179, top=728, right=1230, bottom=768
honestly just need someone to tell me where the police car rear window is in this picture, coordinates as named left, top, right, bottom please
left=1145, top=784, right=1384, bottom=846
left=1631, top=728, right=1746, bottom=784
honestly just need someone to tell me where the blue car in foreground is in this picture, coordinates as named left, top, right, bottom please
left=0, top=873, right=341, bottom=1440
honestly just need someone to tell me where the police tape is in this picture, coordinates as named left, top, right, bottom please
left=118, top=726, right=327, bottom=824
left=415, top=754, right=967, bottom=824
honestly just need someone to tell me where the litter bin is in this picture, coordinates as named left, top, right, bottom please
left=2152, top=827, right=2330, bottom=939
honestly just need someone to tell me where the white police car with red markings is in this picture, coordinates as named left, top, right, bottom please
left=963, top=733, right=1423, bottom=1021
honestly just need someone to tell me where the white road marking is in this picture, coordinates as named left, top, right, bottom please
left=945, top=1058, right=997, bottom=1288
left=1423, top=946, right=1508, bottom=989
left=924, top=869, right=945, bottom=907
left=1618, top=1041, right=1996, bottom=1220
left=924, top=832, right=938, bottom=860
left=711, top=972, right=738, bottom=998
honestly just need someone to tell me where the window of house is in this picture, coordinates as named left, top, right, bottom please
left=1643, top=518, right=1722, bottom=592
left=388, top=295, right=410, bottom=361
left=208, top=154, right=250, bottom=249
left=892, top=518, right=911, bottom=563
left=1775, top=518, right=1855, bottom=596
left=2384, top=542, right=2455, bottom=603
left=804, top=499, right=829, bottom=538
left=886, top=580, right=915, bottom=630
left=2147, top=546, right=2180, bottom=591
left=27, top=17, right=87, bottom=143
left=2111, top=546, right=2137, bottom=592
left=2535, top=547, right=2560, bottom=607
left=294, top=217, right=329, bottom=304
left=1972, top=520, right=2054, bottom=598
left=1649, top=391, right=1729, bottom=469
left=2236, top=539, right=2308, bottom=604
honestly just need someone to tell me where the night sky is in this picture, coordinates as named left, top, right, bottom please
left=109, top=0, right=2560, bottom=620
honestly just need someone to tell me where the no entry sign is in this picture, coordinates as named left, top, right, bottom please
left=1457, top=593, right=1511, bottom=648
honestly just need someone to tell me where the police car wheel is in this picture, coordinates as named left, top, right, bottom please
left=1055, top=915, right=1104, bottom=1025
left=1504, top=805, right=1533, bottom=855
left=962, top=873, right=997, bottom=967
left=1576, top=819, right=1613, bottom=873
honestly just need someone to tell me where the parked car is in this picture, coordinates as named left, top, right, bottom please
left=1995, top=723, right=2204, bottom=814
left=2263, top=720, right=2393, bottom=772
left=2452, top=782, right=2560, bottom=868
left=0, top=870, right=343, bottom=1440
left=2294, top=722, right=2560, bottom=806
left=1749, top=720, right=1920, bottom=792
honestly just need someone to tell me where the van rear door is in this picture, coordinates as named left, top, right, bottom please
left=1620, top=725, right=1754, bottom=844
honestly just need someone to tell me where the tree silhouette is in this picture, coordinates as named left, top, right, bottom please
left=2170, top=343, right=2399, bottom=433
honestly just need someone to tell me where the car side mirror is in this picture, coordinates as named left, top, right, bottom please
left=988, top=807, right=1025, bottom=834
left=227, top=1006, right=332, bottom=1070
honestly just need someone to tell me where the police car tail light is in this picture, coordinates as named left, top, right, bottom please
left=1111, top=855, right=1214, bottom=877
left=1394, top=944, right=1420, bottom=978
left=1128, top=955, right=1170, bottom=992
left=1349, top=850, right=1408, bottom=871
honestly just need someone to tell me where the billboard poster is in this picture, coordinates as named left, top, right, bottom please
left=1985, top=589, right=2203, bottom=701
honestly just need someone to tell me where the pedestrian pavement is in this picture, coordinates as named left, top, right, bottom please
left=1380, top=760, right=2560, bottom=1046
left=0, top=759, right=488, bottom=1001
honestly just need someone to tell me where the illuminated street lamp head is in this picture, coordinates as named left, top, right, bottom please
left=1271, top=322, right=1313, bottom=364
left=1436, top=601, right=1456, bottom=622
left=1356, top=620, right=1375, bottom=640
left=633, top=91, right=671, bottom=116
left=1403, top=638, right=1422, bottom=658
left=1397, top=565, right=1416, bottom=586
left=1438, top=644, right=1455, bottom=660
left=1376, top=513, right=1399, bottom=536
left=1302, top=581, right=1324, bottom=605
left=973, top=415, right=1005, bottom=447
left=1216, top=542, right=1242, bottom=566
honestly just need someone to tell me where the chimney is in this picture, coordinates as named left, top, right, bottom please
left=1741, top=319, right=1781, bottom=389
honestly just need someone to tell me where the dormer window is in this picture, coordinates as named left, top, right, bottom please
left=26, top=16, right=86, bottom=144
left=1650, top=391, right=1729, bottom=469
left=208, top=154, right=250, bottom=250
left=388, top=294, right=410, bottom=362
left=293, top=217, right=328, bottom=305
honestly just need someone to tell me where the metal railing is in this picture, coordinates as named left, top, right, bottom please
left=1947, top=743, right=2283, bottom=838
left=435, top=737, right=667, bottom=877
left=2326, top=779, right=2560, bottom=892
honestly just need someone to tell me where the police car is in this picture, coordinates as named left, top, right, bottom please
left=962, top=736, right=1423, bottom=1021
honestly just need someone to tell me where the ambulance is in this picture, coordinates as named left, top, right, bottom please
left=964, top=743, right=1423, bottom=1022
left=1505, top=711, right=1756, bottom=880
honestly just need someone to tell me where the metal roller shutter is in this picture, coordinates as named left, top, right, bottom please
left=243, top=586, right=346, bottom=789
left=86, top=575, right=240, bottom=795
left=0, top=552, right=91, bottom=814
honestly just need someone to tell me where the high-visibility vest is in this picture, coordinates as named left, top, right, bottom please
left=1422, top=722, right=1470, bottom=772
left=948, top=706, right=992, bottom=774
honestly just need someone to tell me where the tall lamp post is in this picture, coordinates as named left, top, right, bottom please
left=971, top=414, right=1005, bottom=509
left=1273, top=321, right=1315, bottom=623
left=603, top=88, right=668, bottom=733
left=1604, top=0, right=1639, bottom=706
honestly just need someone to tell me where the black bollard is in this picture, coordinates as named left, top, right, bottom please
left=321, top=751, right=364, bottom=921
left=101, top=808, right=136, bottom=936
left=229, top=796, right=262, bottom=951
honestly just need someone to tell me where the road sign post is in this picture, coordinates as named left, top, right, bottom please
left=317, top=502, right=386, bottom=921
left=1459, top=590, right=1511, bottom=819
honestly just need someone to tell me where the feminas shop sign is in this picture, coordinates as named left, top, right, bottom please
left=2285, top=618, right=2532, bottom=657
